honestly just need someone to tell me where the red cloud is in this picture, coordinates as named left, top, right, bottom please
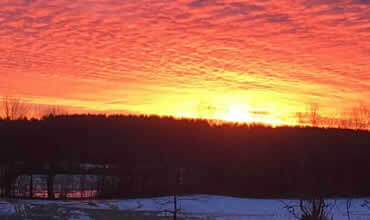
left=0, top=0, right=369, bottom=121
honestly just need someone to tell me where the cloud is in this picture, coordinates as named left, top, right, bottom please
left=0, top=0, right=369, bottom=120
left=265, top=13, right=291, bottom=23
left=188, top=0, right=218, bottom=8
left=249, top=111, right=270, bottom=115
left=352, top=0, right=370, bottom=4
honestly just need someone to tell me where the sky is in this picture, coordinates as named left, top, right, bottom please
left=0, top=0, right=369, bottom=124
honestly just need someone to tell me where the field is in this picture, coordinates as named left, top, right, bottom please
left=1, top=195, right=370, bottom=220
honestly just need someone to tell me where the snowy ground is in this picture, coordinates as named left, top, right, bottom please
left=1, top=195, right=370, bottom=220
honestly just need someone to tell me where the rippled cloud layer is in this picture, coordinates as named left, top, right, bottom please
left=0, top=0, right=369, bottom=123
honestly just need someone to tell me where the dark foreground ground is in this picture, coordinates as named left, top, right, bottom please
left=2, top=195, right=370, bottom=220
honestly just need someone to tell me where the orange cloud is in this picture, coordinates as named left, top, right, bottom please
left=0, top=0, right=369, bottom=124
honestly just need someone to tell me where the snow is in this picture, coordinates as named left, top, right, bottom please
left=67, top=210, right=92, bottom=220
left=0, top=201, right=16, bottom=215
left=68, top=215, right=92, bottom=220
left=110, top=195, right=370, bottom=219
left=111, top=195, right=284, bottom=215
left=1, top=195, right=370, bottom=219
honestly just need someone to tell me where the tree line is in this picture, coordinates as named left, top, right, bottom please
left=0, top=113, right=369, bottom=199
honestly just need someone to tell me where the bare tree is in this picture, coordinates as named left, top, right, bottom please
left=41, top=105, right=68, bottom=118
left=31, top=104, right=68, bottom=119
left=282, top=198, right=334, bottom=220
left=299, top=199, right=332, bottom=220
left=309, top=103, right=320, bottom=127
left=350, top=104, right=369, bottom=130
left=1, top=96, right=30, bottom=120
left=295, top=104, right=322, bottom=127
left=337, top=111, right=350, bottom=129
left=296, top=112, right=305, bottom=125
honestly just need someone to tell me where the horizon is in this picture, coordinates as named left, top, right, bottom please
left=2, top=111, right=370, bottom=132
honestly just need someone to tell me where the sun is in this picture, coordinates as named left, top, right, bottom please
left=172, top=102, right=285, bottom=126
left=218, top=104, right=284, bottom=126
left=221, top=105, right=253, bottom=123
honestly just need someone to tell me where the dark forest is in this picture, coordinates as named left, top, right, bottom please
left=0, top=114, right=369, bottom=199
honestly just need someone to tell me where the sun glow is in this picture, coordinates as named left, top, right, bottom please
left=170, top=100, right=288, bottom=126
left=221, top=105, right=253, bottom=123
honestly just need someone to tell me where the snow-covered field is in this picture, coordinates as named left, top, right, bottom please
left=1, top=195, right=370, bottom=219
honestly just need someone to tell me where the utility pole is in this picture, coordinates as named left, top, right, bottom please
left=173, top=192, right=177, bottom=220
left=173, top=169, right=179, bottom=220
left=173, top=168, right=184, bottom=220
left=29, top=174, right=33, bottom=198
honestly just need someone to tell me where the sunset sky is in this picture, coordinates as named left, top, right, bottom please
left=0, top=0, right=369, bottom=124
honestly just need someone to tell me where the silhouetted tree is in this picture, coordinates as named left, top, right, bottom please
left=309, top=103, right=320, bottom=127
left=40, top=105, right=68, bottom=119
left=350, top=104, right=369, bottom=130
left=283, top=199, right=333, bottom=220
left=1, top=96, right=29, bottom=120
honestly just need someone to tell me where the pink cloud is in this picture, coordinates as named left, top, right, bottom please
left=0, top=0, right=369, bottom=120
